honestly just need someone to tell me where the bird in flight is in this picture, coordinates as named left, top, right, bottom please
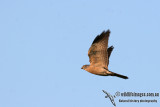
left=81, top=30, right=128, bottom=79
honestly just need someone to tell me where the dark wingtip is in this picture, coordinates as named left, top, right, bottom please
left=92, top=29, right=111, bottom=44
left=108, top=45, right=114, bottom=51
left=106, top=29, right=110, bottom=33
left=100, top=29, right=110, bottom=35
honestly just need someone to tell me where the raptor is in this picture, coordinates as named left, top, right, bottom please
left=81, top=30, right=128, bottom=79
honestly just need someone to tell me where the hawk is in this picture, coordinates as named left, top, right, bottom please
left=81, top=30, right=128, bottom=79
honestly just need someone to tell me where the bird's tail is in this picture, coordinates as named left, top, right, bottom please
left=109, top=71, right=128, bottom=79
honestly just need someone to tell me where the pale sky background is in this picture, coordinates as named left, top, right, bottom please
left=0, top=0, right=160, bottom=107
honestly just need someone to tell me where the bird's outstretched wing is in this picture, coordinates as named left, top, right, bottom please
left=107, top=46, right=114, bottom=66
left=88, top=30, right=110, bottom=68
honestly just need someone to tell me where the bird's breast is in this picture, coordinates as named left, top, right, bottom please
left=86, top=66, right=107, bottom=76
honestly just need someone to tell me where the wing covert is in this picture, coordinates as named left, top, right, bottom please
left=88, top=30, right=110, bottom=68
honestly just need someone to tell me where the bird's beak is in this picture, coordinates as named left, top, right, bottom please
left=81, top=67, right=83, bottom=69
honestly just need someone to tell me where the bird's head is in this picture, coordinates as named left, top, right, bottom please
left=81, top=65, right=90, bottom=70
